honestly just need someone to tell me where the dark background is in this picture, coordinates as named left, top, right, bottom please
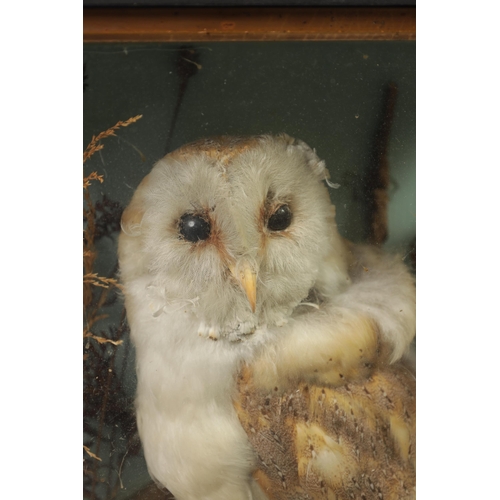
left=83, top=36, right=415, bottom=500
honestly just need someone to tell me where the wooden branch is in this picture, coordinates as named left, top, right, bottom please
left=366, top=82, right=399, bottom=246
left=83, top=7, right=415, bottom=42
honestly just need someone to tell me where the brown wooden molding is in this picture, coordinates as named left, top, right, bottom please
left=83, top=7, right=415, bottom=42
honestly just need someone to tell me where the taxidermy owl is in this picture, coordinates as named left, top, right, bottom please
left=118, top=135, right=416, bottom=500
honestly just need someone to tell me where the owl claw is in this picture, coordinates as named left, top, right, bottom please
left=199, top=320, right=263, bottom=342
left=237, top=321, right=256, bottom=335
left=197, top=322, right=209, bottom=338
left=198, top=323, right=220, bottom=341
left=208, top=327, right=220, bottom=341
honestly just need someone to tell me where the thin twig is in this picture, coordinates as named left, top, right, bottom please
left=84, top=331, right=124, bottom=346
left=117, top=444, right=130, bottom=489
left=83, top=273, right=123, bottom=290
left=84, top=172, right=104, bottom=189
left=83, top=115, right=143, bottom=163
left=84, top=445, right=102, bottom=462
left=91, top=366, right=114, bottom=497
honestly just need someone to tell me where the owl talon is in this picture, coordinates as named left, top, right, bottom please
left=237, top=321, right=256, bottom=335
left=198, top=323, right=221, bottom=340
left=197, top=322, right=208, bottom=337
left=198, top=320, right=261, bottom=342
left=208, top=327, right=219, bottom=341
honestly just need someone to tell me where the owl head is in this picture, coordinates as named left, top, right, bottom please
left=118, top=134, right=350, bottom=339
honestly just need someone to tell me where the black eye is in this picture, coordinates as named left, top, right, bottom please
left=267, top=205, right=292, bottom=231
left=178, top=213, right=211, bottom=242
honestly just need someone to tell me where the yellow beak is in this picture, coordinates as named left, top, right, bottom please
left=230, top=262, right=257, bottom=313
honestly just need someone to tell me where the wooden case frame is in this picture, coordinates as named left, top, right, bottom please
left=83, top=7, right=416, bottom=43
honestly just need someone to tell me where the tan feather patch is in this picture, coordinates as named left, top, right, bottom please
left=235, top=364, right=416, bottom=500
left=168, top=136, right=261, bottom=168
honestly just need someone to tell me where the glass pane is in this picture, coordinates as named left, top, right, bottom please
left=83, top=40, right=415, bottom=499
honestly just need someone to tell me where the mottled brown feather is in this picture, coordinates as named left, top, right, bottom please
left=234, top=363, right=415, bottom=500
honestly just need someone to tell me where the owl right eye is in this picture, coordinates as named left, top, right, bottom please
left=178, top=213, right=211, bottom=242
left=267, top=204, right=293, bottom=231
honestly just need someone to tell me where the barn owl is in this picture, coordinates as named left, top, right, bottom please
left=118, top=135, right=416, bottom=500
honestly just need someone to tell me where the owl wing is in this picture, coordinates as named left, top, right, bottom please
left=234, top=362, right=416, bottom=500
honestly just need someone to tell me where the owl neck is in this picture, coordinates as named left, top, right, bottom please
left=131, top=303, right=264, bottom=412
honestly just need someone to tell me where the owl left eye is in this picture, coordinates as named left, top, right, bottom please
left=178, top=213, right=211, bottom=242
left=267, top=205, right=293, bottom=231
